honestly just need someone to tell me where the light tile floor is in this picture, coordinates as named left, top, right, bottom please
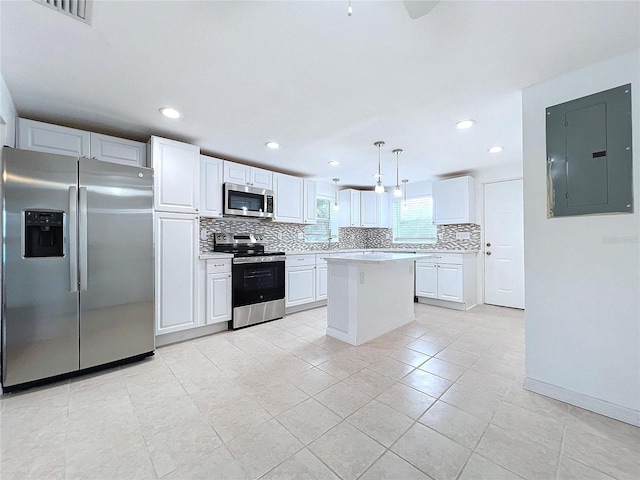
left=1, top=304, right=639, bottom=479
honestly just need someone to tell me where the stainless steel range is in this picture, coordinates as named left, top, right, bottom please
left=213, top=233, right=286, bottom=329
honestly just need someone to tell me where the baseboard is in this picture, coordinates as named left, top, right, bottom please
left=523, top=377, right=640, bottom=427
left=416, top=297, right=470, bottom=311
left=327, top=314, right=415, bottom=346
left=285, top=300, right=327, bottom=315
left=156, top=322, right=228, bottom=347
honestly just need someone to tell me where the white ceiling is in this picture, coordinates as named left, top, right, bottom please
left=2, top=1, right=639, bottom=188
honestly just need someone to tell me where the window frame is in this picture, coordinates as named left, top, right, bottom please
left=391, top=195, right=437, bottom=244
left=304, top=195, right=339, bottom=243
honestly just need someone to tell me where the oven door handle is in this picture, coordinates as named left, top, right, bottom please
left=232, top=256, right=286, bottom=264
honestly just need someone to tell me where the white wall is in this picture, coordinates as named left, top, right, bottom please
left=0, top=73, right=17, bottom=147
left=522, top=50, right=640, bottom=425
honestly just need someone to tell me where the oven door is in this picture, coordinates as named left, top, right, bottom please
left=232, top=259, right=285, bottom=308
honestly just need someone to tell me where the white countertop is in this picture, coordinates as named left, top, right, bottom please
left=324, top=252, right=435, bottom=264
left=199, top=252, right=234, bottom=260
left=199, top=248, right=479, bottom=259
left=286, top=248, right=479, bottom=255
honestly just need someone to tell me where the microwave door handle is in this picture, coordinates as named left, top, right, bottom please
left=69, top=186, right=78, bottom=293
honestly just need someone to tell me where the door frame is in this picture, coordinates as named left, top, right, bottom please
left=481, top=177, right=525, bottom=308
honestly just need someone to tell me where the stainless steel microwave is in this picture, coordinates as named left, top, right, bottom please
left=223, top=183, right=275, bottom=220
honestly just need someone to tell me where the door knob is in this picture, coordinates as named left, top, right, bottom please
left=486, top=242, right=491, bottom=247
left=486, top=251, right=491, bottom=255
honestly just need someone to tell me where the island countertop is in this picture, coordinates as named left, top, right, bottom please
left=324, top=252, right=434, bottom=264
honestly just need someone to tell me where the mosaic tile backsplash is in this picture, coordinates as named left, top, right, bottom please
left=200, top=218, right=480, bottom=252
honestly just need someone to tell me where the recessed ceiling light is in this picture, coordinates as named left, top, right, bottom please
left=159, top=107, right=182, bottom=119
left=456, top=119, right=475, bottom=130
left=328, top=160, right=340, bottom=166
left=265, top=141, right=280, bottom=149
left=488, top=146, right=504, bottom=153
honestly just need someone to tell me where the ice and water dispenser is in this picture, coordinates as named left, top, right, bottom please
left=24, top=211, right=64, bottom=258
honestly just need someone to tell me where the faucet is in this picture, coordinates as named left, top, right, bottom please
left=326, top=237, right=333, bottom=250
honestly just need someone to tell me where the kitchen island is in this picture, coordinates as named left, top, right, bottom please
left=324, top=252, right=431, bottom=346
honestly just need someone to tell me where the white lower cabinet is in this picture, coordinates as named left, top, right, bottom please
left=285, top=253, right=331, bottom=310
left=316, top=255, right=328, bottom=301
left=205, top=260, right=232, bottom=324
left=415, top=262, right=438, bottom=298
left=285, top=254, right=316, bottom=307
left=415, top=253, right=477, bottom=310
left=200, top=155, right=223, bottom=218
left=155, top=213, right=199, bottom=335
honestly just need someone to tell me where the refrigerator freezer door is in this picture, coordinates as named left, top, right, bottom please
left=2, top=149, right=80, bottom=387
left=78, top=159, right=154, bottom=369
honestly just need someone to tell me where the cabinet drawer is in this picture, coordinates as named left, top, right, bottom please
left=315, top=254, right=329, bottom=267
left=206, top=259, right=231, bottom=274
left=420, top=253, right=463, bottom=265
left=286, top=254, right=316, bottom=267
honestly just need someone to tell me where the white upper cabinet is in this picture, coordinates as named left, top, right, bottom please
left=377, top=192, right=390, bottom=228
left=360, top=191, right=378, bottom=227
left=223, top=161, right=273, bottom=189
left=200, top=155, right=223, bottom=218
left=150, top=136, right=200, bottom=213
left=273, top=172, right=304, bottom=223
left=18, top=118, right=90, bottom=157
left=303, top=179, right=317, bottom=225
left=341, top=189, right=388, bottom=228
left=339, top=189, right=361, bottom=227
left=433, top=175, right=476, bottom=224
left=250, top=167, right=273, bottom=190
left=89, top=133, right=147, bottom=167
left=17, top=118, right=146, bottom=166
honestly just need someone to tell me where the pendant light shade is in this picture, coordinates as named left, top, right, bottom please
left=333, top=178, right=340, bottom=211
left=374, top=141, right=385, bottom=193
left=393, top=148, right=403, bottom=197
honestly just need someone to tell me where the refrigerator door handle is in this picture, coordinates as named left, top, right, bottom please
left=79, top=187, right=88, bottom=292
left=69, top=186, right=78, bottom=293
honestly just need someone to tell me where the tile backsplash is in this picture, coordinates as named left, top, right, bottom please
left=200, top=217, right=480, bottom=252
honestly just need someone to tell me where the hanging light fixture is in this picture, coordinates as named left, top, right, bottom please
left=333, top=178, right=340, bottom=211
left=402, top=179, right=409, bottom=209
left=392, top=148, right=403, bottom=197
left=374, top=141, right=385, bottom=193
left=347, top=0, right=352, bottom=16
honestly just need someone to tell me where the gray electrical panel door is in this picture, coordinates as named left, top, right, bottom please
left=546, top=84, right=633, bottom=217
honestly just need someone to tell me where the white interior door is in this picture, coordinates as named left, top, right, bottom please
left=484, top=179, right=524, bottom=309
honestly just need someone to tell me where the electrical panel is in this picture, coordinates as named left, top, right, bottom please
left=546, top=84, right=633, bottom=217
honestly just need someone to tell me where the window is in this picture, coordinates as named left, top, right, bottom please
left=305, top=196, right=339, bottom=243
left=392, top=196, right=437, bottom=243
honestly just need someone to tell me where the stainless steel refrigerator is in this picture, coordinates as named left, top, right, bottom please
left=1, top=148, right=154, bottom=390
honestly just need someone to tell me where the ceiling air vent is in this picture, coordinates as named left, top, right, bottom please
left=34, top=0, right=93, bottom=25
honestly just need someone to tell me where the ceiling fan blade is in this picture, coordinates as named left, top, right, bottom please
left=403, top=0, right=440, bottom=19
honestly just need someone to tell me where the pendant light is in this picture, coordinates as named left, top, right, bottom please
left=333, top=178, right=340, bottom=211
left=401, top=179, right=409, bottom=210
left=392, top=148, right=403, bottom=197
left=374, top=141, right=385, bottom=193
left=347, top=0, right=352, bottom=16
